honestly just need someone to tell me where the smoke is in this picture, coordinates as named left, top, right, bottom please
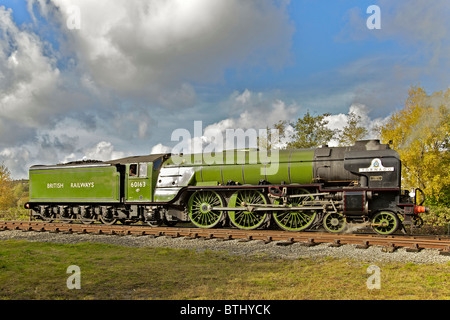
left=342, top=223, right=369, bottom=234
left=401, top=89, right=450, bottom=150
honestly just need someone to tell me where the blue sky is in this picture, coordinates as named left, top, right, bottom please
left=0, top=0, right=449, bottom=178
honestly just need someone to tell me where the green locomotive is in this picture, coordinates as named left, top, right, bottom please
left=26, top=140, right=425, bottom=234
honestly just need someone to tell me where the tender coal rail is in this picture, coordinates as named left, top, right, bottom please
left=1, top=220, right=450, bottom=256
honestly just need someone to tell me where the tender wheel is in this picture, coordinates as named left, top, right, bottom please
left=98, top=207, right=117, bottom=225
left=100, top=214, right=117, bottom=225
left=187, top=191, right=226, bottom=228
left=146, top=219, right=162, bottom=227
left=100, top=217, right=117, bottom=225
left=273, top=188, right=317, bottom=231
left=323, top=212, right=346, bottom=233
left=79, top=207, right=94, bottom=225
left=40, top=206, right=54, bottom=222
left=228, top=190, right=269, bottom=230
left=371, top=211, right=399, bottom=235
left=163, top=216, right=178, bottom=227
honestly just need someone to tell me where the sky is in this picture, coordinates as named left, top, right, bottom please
left=0, top=0, right=449, bottom=179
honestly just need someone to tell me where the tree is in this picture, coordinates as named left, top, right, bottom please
left=378, top=86, right=450, bottom=205
left=337, top=111, right=368, bottom=146
left=13, top=181, right=29, bottom=209
left=286, top=111, right=338, bottom=149
left=0, top=163, right=15, bottom=210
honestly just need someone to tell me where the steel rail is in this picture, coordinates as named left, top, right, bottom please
left=1, top=220, right=449, bottom=255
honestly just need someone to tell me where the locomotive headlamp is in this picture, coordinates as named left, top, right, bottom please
left=414, top=205, right=429, bottom=214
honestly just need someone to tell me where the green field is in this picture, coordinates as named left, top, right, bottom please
left=0, top=239, right=449, bottom=300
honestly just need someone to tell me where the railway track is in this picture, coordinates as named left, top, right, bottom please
left=1, top=220, right=450, bottom=256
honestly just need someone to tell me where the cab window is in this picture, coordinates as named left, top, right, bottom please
left=139, top=163, right=148, bottom=177
left=129, top=164, right=137, bottom=177
left=153, top=158, right=162, bottom=170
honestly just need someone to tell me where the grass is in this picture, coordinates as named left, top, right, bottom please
left=0, top=240, right=449, bottom=300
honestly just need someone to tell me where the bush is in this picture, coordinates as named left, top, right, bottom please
left=0, top=208, right=30, bottom=221
left=421, top=205, right=450, bottom=226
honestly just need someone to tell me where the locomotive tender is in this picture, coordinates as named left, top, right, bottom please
left=25, top=140, right=426, bottom=235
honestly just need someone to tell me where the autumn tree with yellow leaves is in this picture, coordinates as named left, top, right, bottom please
left=379, top=86, right=450, bottom=206
left=0, top=163, right=15, bottom=210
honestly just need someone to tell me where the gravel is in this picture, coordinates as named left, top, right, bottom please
left=1, top=229, right=449, bottom=264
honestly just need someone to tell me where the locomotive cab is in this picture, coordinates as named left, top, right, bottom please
left=126, top=162, right=153, bottom=202
left=105, top=154, right=168, bottom=203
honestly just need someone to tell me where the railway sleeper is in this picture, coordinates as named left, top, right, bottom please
left=439, top=246, right=450, bottom=256
left=406, top=243, right=423, bottom=253
left=381, top=242, right=398, bottom=253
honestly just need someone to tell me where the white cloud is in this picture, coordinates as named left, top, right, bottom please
left=30, top=0, right=294, bottom=106
left=150, top=143, right=172, bottom=154
left=0, top=1, right=296, bottom=178
left=338, top=1, right=450, bottom=80
left=0, top=7, right=61, bottom=137
left=0, top=147, right=31, bottom=178
left=324, top=103, right=390, bottom=146
left=170, top=89, right=299, bottom=153
left=83, top=141, right=125, bottom=161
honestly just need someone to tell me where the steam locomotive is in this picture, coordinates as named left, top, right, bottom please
left=25, top=140, right=426, bottom=234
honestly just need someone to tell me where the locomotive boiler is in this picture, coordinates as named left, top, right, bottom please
left=25, top=140, right=426, bottom=234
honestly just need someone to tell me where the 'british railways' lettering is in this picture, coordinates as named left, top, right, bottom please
left=47, top=182, right=95, bottom=189
left=71, top=182, right=95, bottom=188
left=47, top=183, right=64, bottom=189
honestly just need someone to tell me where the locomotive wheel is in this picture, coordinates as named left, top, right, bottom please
left=273, top=188, right=317, bottom=231
left=228, top=190, right=269, bottom=230
left=187, top=190, right=225, bottom=228
left=323, top=212, right=346, bottom=233
left=371, top=211, right=399, bottom=235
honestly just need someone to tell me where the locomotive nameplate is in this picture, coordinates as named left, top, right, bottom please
left=359, top=158, right=394, bottom=172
